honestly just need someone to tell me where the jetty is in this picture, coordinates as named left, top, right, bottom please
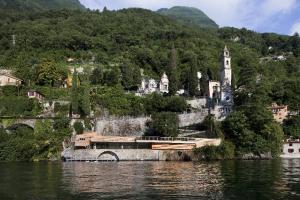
left=62, top=132, right=221, bottom=161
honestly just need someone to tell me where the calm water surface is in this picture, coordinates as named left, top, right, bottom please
left=0, top=159, right=300, bottom=200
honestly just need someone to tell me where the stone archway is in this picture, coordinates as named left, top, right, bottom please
left=97, top=151, right=119, bottom=161
left=6, top=123, right=34, bottom=130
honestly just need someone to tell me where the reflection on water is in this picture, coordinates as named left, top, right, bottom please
left=0, top=159, right=300, bottom=200
left=62, top=162, right=223, bottom=199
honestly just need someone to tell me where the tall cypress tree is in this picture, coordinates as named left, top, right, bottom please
left=168, top=44, right=179, bottom=95
left=81, top=82, right=91, bottom=116
left=188, top=56, right=199, bottom=97
left=71, top=69, right=79, bottom=114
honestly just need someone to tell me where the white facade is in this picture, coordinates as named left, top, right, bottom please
left=281, top=141, right=300, bottom=158
left=208, top=81, right=221, bottom=99
left=0, top=74, right=22, bottom=86
left=197, top=72, right=202, bottom=91
left=159, top=72, right=169, bottom=93
left=139, top=72, right=169, bottom=94
left=140, top=78, right=158, bottom=94
left=27, top=91, right=45, bottom=103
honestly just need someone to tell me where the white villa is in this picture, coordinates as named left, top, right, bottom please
left=0, top=70, right=22, bottom=86
left=281, top=139, right=300, bottom=158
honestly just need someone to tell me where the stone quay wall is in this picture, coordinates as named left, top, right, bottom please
left=66, top=149, right=195, bottom=161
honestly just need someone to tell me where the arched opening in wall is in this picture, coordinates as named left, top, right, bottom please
left=6, top=123, right=34, bottom=135
left=97, top=151, right=119, bottom=162
left=226, top=60, right=229, bottom=65
left=6, top=123, right=34, bottom=131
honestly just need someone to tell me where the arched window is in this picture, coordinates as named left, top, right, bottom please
left=226, top=60, right=229, bottom=65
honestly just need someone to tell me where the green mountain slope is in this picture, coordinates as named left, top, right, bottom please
left=0, top=0, right=85, bottom=11
left=157, top=6, right=218, bottom=29
left=0, top=8, right=299, bottom=112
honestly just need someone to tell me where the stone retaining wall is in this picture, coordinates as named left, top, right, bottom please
left=95, top=111, right=209, bottom=136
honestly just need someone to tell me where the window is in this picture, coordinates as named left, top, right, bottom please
left=226, top=60, right=229, bottom=65
left=288, top=149, right=294, bottom=153
left=289, top=143, right=293, bottom=146
left=299, top=149, right=300, bottom=153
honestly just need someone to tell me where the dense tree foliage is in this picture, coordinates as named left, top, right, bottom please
left=71, top=69, right=79, bottom=114
left=81, top=82, right=91, bottom=116
left=167, top=45, right=179, bottom=95
left=0, top=0, right=84, bottom=12
left=148, top=112, right=179, bottom=137
left=157, top=6, right=218, bottom=29
left=0, top=119, right=71, bottom=161
left=283, top=115, right=300, bottom=138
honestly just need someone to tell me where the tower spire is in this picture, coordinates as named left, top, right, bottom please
left=224, top=45, right=228, bottom=51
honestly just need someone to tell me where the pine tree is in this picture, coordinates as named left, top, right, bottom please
left=132, top=66, right=142, bottom=90
left=121, top=63, right=141, bottom=90
left=237, top=57, right=257, bottom=90
left=121, top=63, right=133, bottom=90
left=90, top=67, right=103, bottom=85
left=103, top=6, right=108, bottom=13
left=168, top=44, right=179, bottom=95
left=71, top=69, right=79, bottom=114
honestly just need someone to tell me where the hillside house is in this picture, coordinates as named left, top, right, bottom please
left=0, top=70, right=22, bottom=86
left=269, top=103, right=288, bottom=123
left=27, top=90, right=45, bottom=103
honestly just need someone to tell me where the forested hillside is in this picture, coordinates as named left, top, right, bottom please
left=1, top=7, right=300, bottom=160
left=0, top=0, right=85, bottom=11
left=157, top=6, right=219, bottom=29
left=0, top=8, right=299, bottom=109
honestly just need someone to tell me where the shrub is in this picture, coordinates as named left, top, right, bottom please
left=1, top=86, right=19, bottom=96
left=144, top=93, right=187, bottom=114
left=73, top=121, right=84, bottom=134
left=0, top=97, right=36, bottom=116
left=194, top=141, right=235, bottom=160
left=149, top=112, right=179, bottom=137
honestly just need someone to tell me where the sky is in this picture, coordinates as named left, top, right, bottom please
left=79, top=0, right=300, bottom=35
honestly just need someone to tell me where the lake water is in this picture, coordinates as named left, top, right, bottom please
left=0, top=159, right=300, bottom=200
